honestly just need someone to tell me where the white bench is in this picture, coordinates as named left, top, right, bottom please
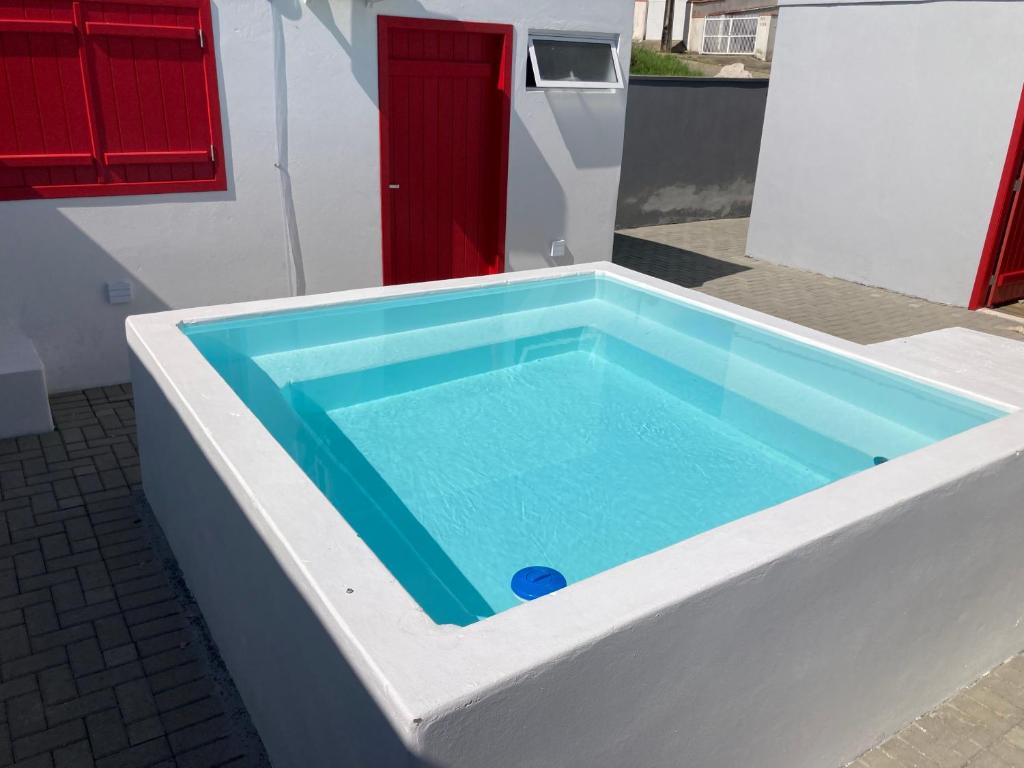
left=0, top=330, right=53, bottom=439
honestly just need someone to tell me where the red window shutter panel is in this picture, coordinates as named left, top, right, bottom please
left=0, top=0, right=224, bottom=201
left=0, top=1, right=97, bottom=194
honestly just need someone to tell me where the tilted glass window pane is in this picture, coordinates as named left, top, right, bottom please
left=532, top=39, right=618, bottom=84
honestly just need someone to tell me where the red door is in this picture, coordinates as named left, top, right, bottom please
left=378, top=16, right=512, bottom=286
left=988, top=157, right=1024, bottom=306
left=972, top=85, right=1024, bottom=308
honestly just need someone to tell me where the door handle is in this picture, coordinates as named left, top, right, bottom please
left=388, top=184, right=400, bottom=190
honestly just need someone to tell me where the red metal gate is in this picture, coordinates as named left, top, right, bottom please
left=971, top=84, right=1024, bottom=308
left=377, top=16, right=512, bottom=286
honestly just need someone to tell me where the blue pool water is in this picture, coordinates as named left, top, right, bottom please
left=182, top=274, right=1006, bottom=626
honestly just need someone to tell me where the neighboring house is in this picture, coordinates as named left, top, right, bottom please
left=689, top=0, right=777, bottom=61
left=0, top=0, right=633, bottom=397
left=749, top=0, right=1024, bottom=309
left=633, top=0, right=776, bottom=62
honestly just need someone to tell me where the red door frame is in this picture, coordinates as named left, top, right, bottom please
left=970, top=83, right=1024, bottom=309
left=377, top=15, right=513, bottom=286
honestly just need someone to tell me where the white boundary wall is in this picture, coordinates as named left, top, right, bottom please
left=645, top=0, right=687, bottom=42
left=748, top=0, right=1024, bottom=306
left=130, top=263, right=1024, bottom=768
left=0, top=0, right=632, bottom=392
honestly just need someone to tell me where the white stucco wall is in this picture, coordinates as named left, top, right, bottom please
left=645, top=0, right=687, bottom=42
left=747, top=0, right=1024, bottom=306
left=0, top=0, right=632, bottom=393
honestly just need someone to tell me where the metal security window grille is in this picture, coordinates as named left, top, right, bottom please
left=701, top=15, right=758, bottom=55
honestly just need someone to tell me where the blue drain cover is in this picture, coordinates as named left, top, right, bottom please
left=511, top=566, right=567, bottom=601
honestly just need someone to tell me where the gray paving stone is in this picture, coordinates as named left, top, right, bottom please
left=24, top=603, right=58, bottom=637
left=85, top=710, right=128, bottom=758
left=0, top=609, right=23, bottom=630
left=50, top=583, right=84, bottom=615
left=12, top=717, right=85, bottom=762
left=101, top=645, right=137, bottom=669
left=20, top=571, right=77, bottom=593
left=0, top=626, right=30, bottom=662
left=114, top=680, right=157, bottom=724
left=174, top=736, right=242, bottom=768
left=12, top=752, right=54, bottom=768
left=1, top=646, right=66, bottom=680
left=52, top=739, right=94, bottom=768
left=38, top=665, right=77, bottom=706
left=92, top=619, right=129, bottom=653
left=40, top=534, right=70, bottom=562
left=125, top=716, right=163, bottom=747
left=8, top=691, right=45, bottom=738
left=74, top=662, right=144, bottom=697
left=67, top=638, right=103, bottom=678
left=0, top=723, right=11, bottom=766
left=0, top=676, right=38, bottom=703
left=0, top=394, right=268, bottom=767
left=93, top=736, right=171, bottom=768
left=45, top=690, right=116, bottom=727
left=13, top=552, right=44, bottom=581
left=29, top=624, right=94, bottom=654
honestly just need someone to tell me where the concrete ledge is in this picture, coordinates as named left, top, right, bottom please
left=870, top=328, right=1024, bottom=407
left=0, top=330, right=53, bottom=439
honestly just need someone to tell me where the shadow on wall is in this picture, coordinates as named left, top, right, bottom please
left=0, top=207, right=170, bottom=393
left=547, top=90, right=630, bottom=171
left=612, top=232, right=750, bottom=287
left=505, top=110, right=570, bottom=269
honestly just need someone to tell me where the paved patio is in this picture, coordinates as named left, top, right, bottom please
left=0, top=387, right=268, bottom=767
left=614, top=219, right=1024, bottom=345
left=1, top=218, right=1022, bottom=767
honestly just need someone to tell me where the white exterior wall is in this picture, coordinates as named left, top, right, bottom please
left=687, top=16, right=704, bottom=52
left=752, top=14, right=772, bottom=60
left=633, top=1, right=648, bottom=40
left=0, top=0, right=632, bottom=393
left=748, top=0, right=1024, bottom=306
left=644, top=0, right=687, bottom=42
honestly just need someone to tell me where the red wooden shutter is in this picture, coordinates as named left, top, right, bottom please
left=0, top=0, right=224, bottom=200
left=0, top=1, right=97, bottom=193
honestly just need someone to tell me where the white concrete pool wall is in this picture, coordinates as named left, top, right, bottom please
left=127, top=263, right=1024, bottom=768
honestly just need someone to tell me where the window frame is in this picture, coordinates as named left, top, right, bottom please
left=526, top=33, right=624, bottom=91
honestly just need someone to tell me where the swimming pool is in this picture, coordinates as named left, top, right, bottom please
left=127, top=264, right=1024, bottom=768
left=181, top=273, right=1001, bottom=627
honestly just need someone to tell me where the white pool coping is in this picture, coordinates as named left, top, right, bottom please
left=126, top=262, right=1024, bottom=751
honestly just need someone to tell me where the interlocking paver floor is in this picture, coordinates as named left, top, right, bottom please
left=1, top=218, right=1022, bottom=768
left=0, top=386, right=268, bottom=768
left=614, top=219, right=1024, bottom=345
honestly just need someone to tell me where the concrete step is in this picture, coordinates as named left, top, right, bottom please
left=0, top=329, right=53, bottom=438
